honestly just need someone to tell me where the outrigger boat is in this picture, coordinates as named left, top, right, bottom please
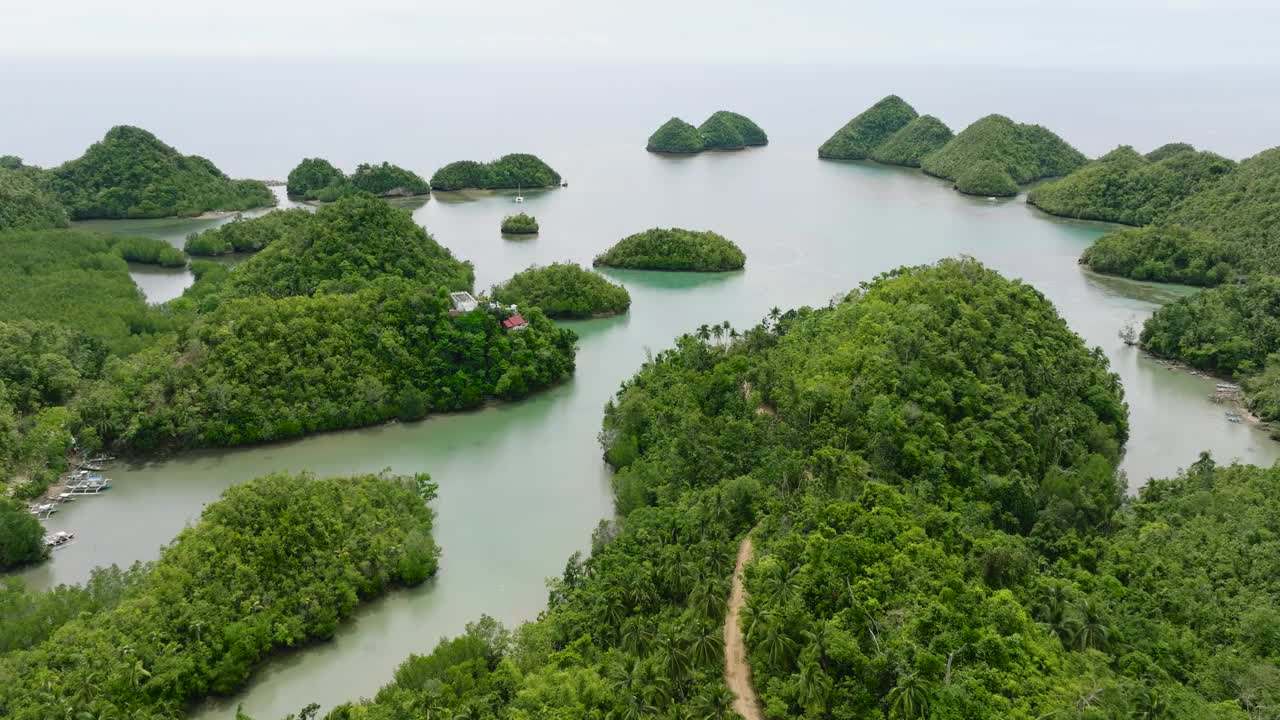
left=44, top=531, right=75, bottom=548
left=29, top=503, right=58, bottom=518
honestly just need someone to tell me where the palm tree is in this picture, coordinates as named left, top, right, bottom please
left=756, top=620, right=796, bottom=669
left=710, top=324, right=724, bottom=344
left=696, top=324, right=711, bottom=342
left=689, top=577, right=726, bottom=621
left=1067, top=599, right=1110, bottom=651
left=797, top=655, right=833, bottom=713
left=1131, top=684, right=1170, bottom=719
left=695, top=685, right=735, bottom=720
left=887, top=673, right=933, bottom=720
left=688, top=625, right=723, bottom=667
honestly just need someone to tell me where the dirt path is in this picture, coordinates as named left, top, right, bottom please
left=724, top=535, right=765, bottom=720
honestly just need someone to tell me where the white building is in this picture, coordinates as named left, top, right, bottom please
left=449, top=291, right=479, bottom=313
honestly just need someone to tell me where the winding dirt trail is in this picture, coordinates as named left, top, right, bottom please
left=724, top=535, right=765, bottom=720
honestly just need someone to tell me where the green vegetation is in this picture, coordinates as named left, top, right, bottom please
left=954, top=159, right=1020, bottom=196
left=646, top=117, right=706, bottom=153
left=921, top=114, right=1086, bottom=187
left=47, top=125, right=275, bottom=219
left=287, top=159, right=430, bottom=201
left=490, top=262, right=631, bottom=318
left=326, top=259, right=1267, bottom=720
left=697, top=112, right=745, bottom=150
left=706, top=110, right=768, bottom=146
left=1140, top=276, right=1280, bottom=378
left=111, top=236, right=187, bottom=267
left=869, top=114, right=954, bottom=167
left=286, top=157, right=346, bottom=198
left=0, top=471, right=440, bottom=720
left=0, top=167, right=69, bottom=231
left=184, top=208, right=312, bottom=256
left=1081, top=225, right=1236, bottom=286
left=350, top=161, right=431, bottom=196
left=0, top=230, right=167, bottom=354
left=1028, top=144, right=1235, bottom=225
left=0, top=566, right=145, bottom=653
left=0, top=498, right=46, bottom=570
left=1158, top=147, right=1280, bottom=276
left=220, top=194, right=473, bottom=300
left=501, top=213, right=539, bottom=234
left=0, top=194, right=575, bottom=484
left=594, top=227, right=746, bottom=272
left=430, top=154, right=561, bottom=191
left=648, top=112, right=767, bottom=154
left=818, top=95, right=918, bottom=160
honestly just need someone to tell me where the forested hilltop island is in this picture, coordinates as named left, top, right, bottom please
left=594, top=227, right=746, bottom=271
left=0, top=193, right=577, bottom=506
left=819, top=95, right=1083, bottom=196
left=26, top=126, right=276, bottom=220
left=646, top=111, right=768, bottom=153
left=0, top=471, right=440, bottom=719
left=491, top=262, right=631, bottom=318
left=430, top=154, right=561, bottom=191
left=272, top=258, right=1280, bottom=720
left=286, top=157, right=430, bottom=201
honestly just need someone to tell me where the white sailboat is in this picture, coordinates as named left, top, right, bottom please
left=515, top=183, right=524, bottom=203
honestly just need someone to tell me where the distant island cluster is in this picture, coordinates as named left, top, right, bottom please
left=646, top=111, right=768, bottom=154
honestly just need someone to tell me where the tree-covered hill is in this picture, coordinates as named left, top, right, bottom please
left=647, top=112, right=768, bottom=153
left=47, top=125, right=275, bottom=219
left=696, top=113, right=746, bottom=150
left=921, top=114, right=1086, bottom=192
left=221, top=193, right=474, bottom=300
left=430, top=154, right=561, bottom=191
left=81, top=279, right=577, bottom=448
left=0, top=471, right=440, bottom=720
left=1028, top=144, right=1235, bottom=225
left=323, top=259, right=1280, bottom=720
left=706, top=110, right=768, bottom=146
left=593, top=227, right=746, bottom=271
left=869, top=114, right=954, bottom=167
left=0, top=167, right=69, bottom=231
left=184, top=208, right=312, bottom=256
left=491, top=262, right=631, bottom=318
left=647, top=117, right=706, bottom=153
left=286, top=157, right=346, bottom=198
left=1081, top=225, right=1236, bottom=286
left=818, top=95, right=919, bottom=160
left=1158, top=146, right=1280, bottom=276
left=286, top=158, right=430, bottom=201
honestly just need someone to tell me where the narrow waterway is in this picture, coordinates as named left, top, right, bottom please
left=18, top=143, right=1279, bottom=719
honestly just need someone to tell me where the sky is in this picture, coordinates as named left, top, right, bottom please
left=3, top=0, right=1279, bottom=68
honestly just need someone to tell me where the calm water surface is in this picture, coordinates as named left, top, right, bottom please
left=6, top=62, right=1280, bottom=718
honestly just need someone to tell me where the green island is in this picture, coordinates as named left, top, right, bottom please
left=954, top=159, right=1020, bottom=197
left=286, top=158, right=431, bottom=201
left=818, top=94, right=919, bottom=160
left=1081, top=225, right=1236, bottom=286
left=430, top=154, right=561, bottom=191
left=500, top=212, right=539, bottom=234
left=0, top=163, right=69, bottom=231
left=490, top=262, right=631, bottom=318
left=1028, top=144, right=1235, bottom=225
left=0, top=194, right=577, bottom=502
left=921, top=114, right=1087, bottom=195
left=593, top=227, right=746, bottom=272
left=647, top=111, right=768, bottom=154
left=282, top=258, right=1280, bottom=719
left=45, top=126, right=275, bottom=219
left=184, top=208, right=312, bottom=256
left=868, top=113, right=954, bottom=167
left=647, top=117, right=705, bottom=153
left=0, top=470, right=439, bottom=719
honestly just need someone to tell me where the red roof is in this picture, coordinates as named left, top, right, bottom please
left=502, top=314, right=528, bottom=329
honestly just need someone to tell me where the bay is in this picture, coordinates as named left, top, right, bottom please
left=5, top=61, right=1278, bottom=718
